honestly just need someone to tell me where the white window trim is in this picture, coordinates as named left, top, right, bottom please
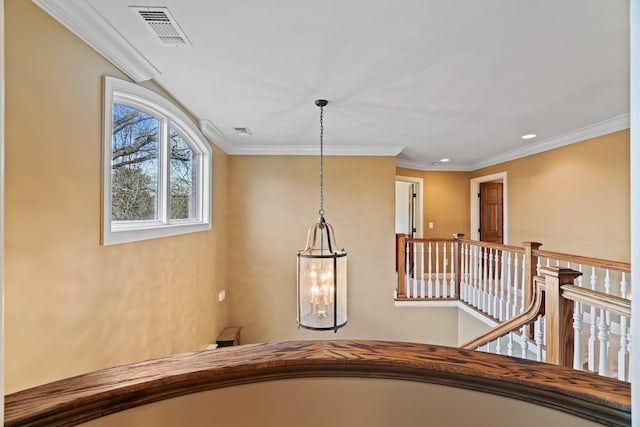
left=102, top=76, right=212, bottom=245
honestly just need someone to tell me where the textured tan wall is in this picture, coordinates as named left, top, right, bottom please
left=396, top=168, right=470, bottom=239
left=5, top=0, right=229, bottom=392
left=228, top=156, right=458, bottom=344
left=457, top=311, right=491, bottom=346
left=84, top=378, right=601, bottom=427
left=472, top=130, right=630, bottom=261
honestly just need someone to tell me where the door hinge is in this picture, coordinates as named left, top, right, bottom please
left=478, top=228, right=481, bottom=233
left=478, top=192, right=481, bottom=198
left=412, top=193, right=417, bottom=198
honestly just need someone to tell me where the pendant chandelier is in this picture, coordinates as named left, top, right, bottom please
left=297, top=99, right=348, bottom=332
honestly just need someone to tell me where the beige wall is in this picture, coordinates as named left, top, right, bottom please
left=5, top=0, right=229, bottom=392
left=396, top=168, right=470, bottom=238
left=84, top=378, right=601, bottom=427
left=473, top=130, right=630, bottom=261
left=228, top=156, right=459, bottom=344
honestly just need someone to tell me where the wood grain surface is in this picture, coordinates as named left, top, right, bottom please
left=4, top=341, right=631, bottom=426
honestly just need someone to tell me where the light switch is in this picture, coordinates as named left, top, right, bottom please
left=428, top=222, right=434, bottom=229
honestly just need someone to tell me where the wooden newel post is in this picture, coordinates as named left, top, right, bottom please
left=453, top=233, right=465, bottom=300
left=396, top=234, right=407, bottom=299
left=540, top=266, right=582, bottom=368
left=522, top=242, right=542, bottom=308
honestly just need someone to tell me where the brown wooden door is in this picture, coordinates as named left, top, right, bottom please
left=479, top=182, right=503, bottom=244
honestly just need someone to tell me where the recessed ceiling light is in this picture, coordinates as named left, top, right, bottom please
left=431, top=161, right=440, bottom=166
left=233, top=127, right=252, bottom=136
left=440, top=158, right=450, bottom=162
left=521, top=133, right=537, bottom=140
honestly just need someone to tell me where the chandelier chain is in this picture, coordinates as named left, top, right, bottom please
left=319, top=104, right=325, bottom=216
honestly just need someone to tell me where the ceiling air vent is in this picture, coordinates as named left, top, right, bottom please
left=130, top=6, right=192, bottom=46
left=233, top=127, right=252, bottom=136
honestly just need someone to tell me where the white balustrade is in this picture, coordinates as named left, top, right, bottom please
left=397, top=237, right=632, bottom=383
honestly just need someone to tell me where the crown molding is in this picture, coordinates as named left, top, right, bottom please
left=228, top=144, right=405, bottom=156
left=199, top=120, right=234, bottom=154
left=471, top=114, right=630, bottom=170
left=199, top=119, right=404, bottom=156
left=396, top=158, right=474, bottom=171
left=32, top=0, right=159, bottom=82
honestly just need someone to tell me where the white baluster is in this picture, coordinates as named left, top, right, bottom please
left=419, top=242, right=425, bottom=298
left=577, top=264, right=583, bottom=288
left=597, top=309, right=610, bottom=376
left=495, top=336, right=502, bottom=355
left=413, top=242, right=418, bottom=298
left=488, top=248, right=494, bottom=316
left=427, top=242, right=433, bottom=298
left=512, top=254, right=519, bottom=318
left=536, top=256, right=541, bottom=275
left=573, top=302, right=583, bottom=370
left=546, top=258, right=550, bottom=268
left=470, top=246, right=478, bottom=308
left=505, top=252, right=512, bottom=320
left=520, top=253, right=526, bottom=314
left=588, top=267, right=597, bottom=371
left=405, top=241, right=411, bottom=298
left=507, top=333, right=514, bottom=357
left=618, top=315, right=628, bottom=381
left=535, top=316, right=543, bottom=362
left=449, top=241, right=455, bottom=298
left=521, top=325, right=529, bottom=359
left=435, top=242, right=441, bottom=298
left=465, top=243, right=471, bottom=302
left=442, top=242, right=448, bottom=298
left=499, top=250, right=505, bottom=321
left=460, top=244, right=467, bottom=302
left=482, top=247, right=488, bottom=313
left=493, top=250, right=500, bottom=319
left=620, top=272, right=627, bottom=299
left=604, top=270, right=611, bottom=328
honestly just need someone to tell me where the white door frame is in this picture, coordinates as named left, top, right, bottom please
left=396, top=175, right=423, bottom=238
left=629, top=0, right=639, bottom=421
left=1, top=0, right=6, bottom=420
left=470, top=172, right=508, bottom=244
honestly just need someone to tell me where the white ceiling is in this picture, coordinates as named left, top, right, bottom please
left=37, top=0, right=630, bottom=170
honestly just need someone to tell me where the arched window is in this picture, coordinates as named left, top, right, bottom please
left=102, top=76, right=211, bottom=245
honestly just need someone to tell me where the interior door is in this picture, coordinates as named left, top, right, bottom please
left=395, top=181, right=416, bottom=237
left=479, top=182, right=503, bottom=244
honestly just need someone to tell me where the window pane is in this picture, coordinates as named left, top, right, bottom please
left=111, top=103, right=159, bottom=221
left=169, top=128, right=197, bottom=219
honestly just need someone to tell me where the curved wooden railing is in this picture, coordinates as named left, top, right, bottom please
left=4, top=341, right=631, bottom=427
left=462, top=276, right=545, bottom=349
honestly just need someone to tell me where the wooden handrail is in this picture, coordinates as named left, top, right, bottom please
left=406, top=237, right=456, bottom=243
left=461, top=277, right=545, bottom=349
left=4, top=341, right=631, bottom=427
left=458, top=238, right=525, bottom=253
left=533, top=249, right=631, bottom=273
left=562, top=285, right=632, bottom=316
